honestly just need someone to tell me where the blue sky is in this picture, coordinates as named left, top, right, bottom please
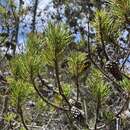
left=23, top=0, right=51, bottom=9
left=18, top=0, right=51, bottom=44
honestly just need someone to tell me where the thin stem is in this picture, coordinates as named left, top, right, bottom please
left=76, top=74, right=80, bottom=101
left=29, top=65, right=68, bottom=111
left=32, top=0, right=39, bottom=32
left=76, top=62, right=80, bottom=101
left=1, top=95, right=9, bottom=116
left=31, top=76, right=68, bottom=111
left=19, top=107, right=29, bottom=130
left=54, top=59, right=71, bottom=108
left=17, top=97, right=29, bottom=130
left=94, top=95, right=100, bottom=130
left=38, top=73, right=59, bottom=95
left=115, top=94, right=129, bottom=117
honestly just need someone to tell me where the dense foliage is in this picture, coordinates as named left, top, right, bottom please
left=0, top=0, right=130, bottom=130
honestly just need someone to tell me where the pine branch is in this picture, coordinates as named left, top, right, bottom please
left=54, top=59, right=71, bottom=108
left=17, top=97, right=29, bottom=130
left=31, top=74, right=69, bottom=111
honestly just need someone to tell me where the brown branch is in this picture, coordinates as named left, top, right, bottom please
left=38, top=73, right=59, bottom=95
left=54, top=59, right=71, bottom=108
left=1, top=95, right=9, bottom=116
left=76, top=74, right=80, bottom=102
left=94, top=95, right=101, bottom=130
left=30, top=74, right=68, bottom=111
left=115, top=94, right=129, bottom=117
left=17, top=97, right=29, bottom=130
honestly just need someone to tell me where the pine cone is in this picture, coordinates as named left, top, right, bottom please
left=71, top=106, right=85, bottom=122
left=105, top=61, right=122, bottom=81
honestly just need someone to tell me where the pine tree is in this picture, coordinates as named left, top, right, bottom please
left=0, top=0, right=130, bottom=130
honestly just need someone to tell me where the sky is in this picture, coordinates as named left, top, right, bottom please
left=23, top=0, right=51, bottom=9
left=38, top=0, right=51, bottom=9
left=17, top=0, right=51, bottom=44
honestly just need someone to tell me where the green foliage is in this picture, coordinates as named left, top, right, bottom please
left=24, top=53, right=43, bottom=78
left=87, top=69, right=110, bottom=102
left=102, top=111, right=114, bottom=122
left=36, top=98, right=46, bottom=110
left=53, top=95, right=62, bottom=106
left=7, top=78, right=34, bottom=106
left=9, top=56, right=29, bottom=80
left=43, top=22, right=72, bottom=66
left=2, top=0, right=130, bottom=128
left=0, top=6, right=7, bottom=15
left=92, top=10, right=121, bottom=44
left=62, top=83, right=72, bottom=97
left=109, top=0, right=130, bottom=24
left=68, top=51, right=87, bottom=76
left=26, top=33, right=44, bottom=55
left=10, top=36, right=43, bottom=81
left=7, top=0, right=16, bottom=8
left=20, top=128, right=26, bottom=130
left=4, top=113, right=16, bottom=122
left=120, top=78, right=130, bottom=93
